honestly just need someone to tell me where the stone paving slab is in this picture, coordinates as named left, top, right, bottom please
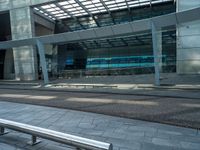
left=0, top=101, right=200, bottom=150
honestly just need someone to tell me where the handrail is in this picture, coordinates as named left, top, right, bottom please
left=0, top=119, right=113, bottom=150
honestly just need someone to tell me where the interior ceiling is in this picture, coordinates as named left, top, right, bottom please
left=34, top=0, right=174, bottom=20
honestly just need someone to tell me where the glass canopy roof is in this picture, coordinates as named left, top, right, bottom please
left=34, top=0, right=173, bottom=20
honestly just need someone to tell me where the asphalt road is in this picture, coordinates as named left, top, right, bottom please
left=0, top=88, right=200, bottom=129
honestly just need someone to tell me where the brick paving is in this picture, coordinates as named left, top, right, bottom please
left=0, top=101, right=200, bottom=150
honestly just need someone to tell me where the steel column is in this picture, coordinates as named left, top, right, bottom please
left=36, top=40, right=49, bottom=85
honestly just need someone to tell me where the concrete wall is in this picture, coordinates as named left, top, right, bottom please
left=177, top=0, right=200, bottom=74
left=10, top=7, right=38, bottom=80
left=0, top=0, right=57, bottom=81
left=4, top=49, right=15, bottom=79
left=0, top=0, right=56, bottom=12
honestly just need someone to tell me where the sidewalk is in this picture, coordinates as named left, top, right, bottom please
left=0, top=101, right=200, bottom=150
left=0, top=80, right=200, bottom=99
left=1, top=73, right=200, bottom=91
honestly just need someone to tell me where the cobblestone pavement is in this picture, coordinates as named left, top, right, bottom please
left=0, top=101, right=200, bottom=150
left=0, top=88, right=200, bottom=129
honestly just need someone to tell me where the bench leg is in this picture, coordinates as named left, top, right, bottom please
left=28, top=135, right=41, bottom=146
left=0, top=127, right=9, bottom=136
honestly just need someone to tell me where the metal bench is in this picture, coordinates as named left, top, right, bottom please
left=0, top=119, right=113, bottom=150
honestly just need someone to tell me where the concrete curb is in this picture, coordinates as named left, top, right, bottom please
left=0, top=84, right=200, bottom=100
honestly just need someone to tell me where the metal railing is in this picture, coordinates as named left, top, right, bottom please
left=0, top=119, right=113, bottom=150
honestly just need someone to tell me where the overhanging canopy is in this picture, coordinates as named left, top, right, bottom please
left=0, top=6, right=199, bottom=49
left=34, top=0, right=174, bottom=20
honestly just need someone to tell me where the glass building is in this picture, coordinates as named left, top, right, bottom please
left=0, top=0, right=199, bottom=84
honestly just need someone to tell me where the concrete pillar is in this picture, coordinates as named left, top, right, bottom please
left=36, top=40, right=49, bottom=84
left=157, top=30, right=162, bottom=72
left=10, top=6, right=38, bottom=80
left=35, top=23, right=55, bottom=76
left=0, top=0, right=10, bottom=11
left=152, top=22, right=162, bottom=86
left=177, top=0, right=200, bottom=74
left=4, top=49, right=15, bottom=79
left=52, top=46, right=58, bottom=77
left=0, top=0, right=56, bottom=12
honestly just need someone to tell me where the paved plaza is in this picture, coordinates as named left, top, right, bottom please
left=0, top=88, right=200, bottom=129
left=0, top=0, right=200, bottom=148
left=0, top=101, right=200, bottom=150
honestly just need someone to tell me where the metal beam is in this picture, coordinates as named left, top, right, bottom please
left=106, top=39, right=114, bottom=47
left=120, top=38, right=128, bottom=46
left=80, top=42, right=88, bottom=49
left=33, top=8, right=56, bottom=23
left=124, top=0, right=133, bottom=21
left=99, top=0, right=116, bottom=24
left=36, top=40, right=49, bottom=85
left=74, top=0, right=100, bottom=27
left=94, top=40, right=101, bottom=47
left=34, top=13, right=55, bottom=30
left=125, top=0, right=131, bottom=12
left=0, top=6, right=200, bottom=50
left=135, top=36, right=145, bottom=45
left=55, top=3, right=86, bottom=29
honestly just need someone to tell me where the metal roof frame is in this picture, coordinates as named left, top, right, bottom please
left=33, top=0, right=174, bottom=21
left=0, top=6, right=200, bottom=49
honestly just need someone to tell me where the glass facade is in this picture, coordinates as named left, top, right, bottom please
left=33, top=0, right=176, bottom=76
left=53, top=2, right=175, bottom=32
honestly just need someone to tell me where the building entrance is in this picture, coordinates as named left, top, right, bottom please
left=0, top=12, right=11, bottom=79
left=0, top=50, right=5, bottom=79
